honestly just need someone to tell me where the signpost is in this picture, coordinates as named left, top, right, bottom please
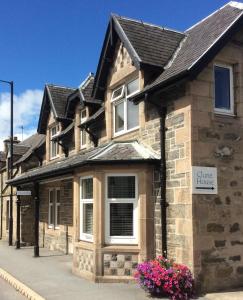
left=16, top=191, right=31, bottom=196
left=192, top=166, right=218, bottom=194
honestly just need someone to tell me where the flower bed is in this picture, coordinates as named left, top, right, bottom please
left=134, top=256, right=194, bottom=300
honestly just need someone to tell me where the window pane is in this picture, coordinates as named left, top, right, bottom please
left=50, top=204, right=54, bottom=225
left=108, top=176, right=135, bottom=198
left=127, top=78, right=139, bottom=96
left=81, top=109, right=87, bottom=120
left=51, top=126, right=57, bottom=137
left=49, top=190, right=54, bottom=203
left=81, top=178, right=93, bottom=199
left=83, top=203, right=93, bottom=234
left=114, top=101, right=124, bottom=133
left=215, top=66, right=231, bottom=110
left=56, top=190, right=60, bottom=203
left=56, top=204, right=60, bottom=226
left=81, top=130, right=86, bottom=146
left=112, top=86, right=124, bottom=100
left=127, top=100, right=139, bottom=130
left=110, top=203, right=133, bottom=236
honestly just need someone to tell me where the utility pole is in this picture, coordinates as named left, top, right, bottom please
left=0, top=80, right=14, bottom=246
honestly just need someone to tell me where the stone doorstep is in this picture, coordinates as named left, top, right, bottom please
left=0, top=267, right=45, bottom=300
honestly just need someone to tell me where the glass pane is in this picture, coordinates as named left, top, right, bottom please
left=127, top=100, right=139, bottom=130
left=50, top=205, right=54, bottom=225
left=83, top=203, right=93, bottom=234
left=127, top=78, right=139, bottom=96
left=56, top=204, right=61, bottom=226
left=112, top=86, right=124, bottom=100
left=51, top=126, right=57, bottom=137
left=81, top=109, right=87, bottom=120
left=81, top=130, right=86, bottom=146
left=108, top=176, right=135, bottom=198
left=110, top=203, right=133, bottom=236
left=56, top=190, right=60, bottom=204
left=214, top=66, right=231, bottom=110
left=114, top=101, right=124, bottom=133
left=49, top=190, right=54, bottom=203
left=81, top=178, right=93, bottom=199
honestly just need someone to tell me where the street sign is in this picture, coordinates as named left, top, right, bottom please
left=16, top=191, right=32, bottom=196
left=192, top=166, right=218, bottom=194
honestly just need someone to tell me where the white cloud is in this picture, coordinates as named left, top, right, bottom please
left=0, top=89, right=43, bottom=151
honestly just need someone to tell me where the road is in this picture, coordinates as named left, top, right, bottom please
left=0, top=278, right=25, bottom=299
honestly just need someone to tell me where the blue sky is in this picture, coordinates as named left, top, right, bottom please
left=0, top=0, right=237, bottom=147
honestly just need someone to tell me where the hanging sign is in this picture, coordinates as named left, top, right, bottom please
left=192, top=166, right=217, bottom=194
left=16, top=190, right=32, bottom=196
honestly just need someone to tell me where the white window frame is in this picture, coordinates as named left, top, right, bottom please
left=214, top=64, right=234, bottom=115
left=112, top=78, right=139, bottom=137
left=105, top=173, right=138, bottom=244
left=50, top=124, right=59, bottom=159
left=48, top=188, right=61, bottom=229
left=80, top=176, right=93, bottom=242
left=80, top=108, right=88, bottom=149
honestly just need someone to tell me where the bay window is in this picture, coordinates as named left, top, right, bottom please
left=106, top=174, right=138, bottom=244
left=214, top=64, right=234, bottom=114
left=80, top=177, right=93, bottom=241
left=48, top=188, right=61, bottom=229
left=112, top=78, right=139, bottom=135
left=50, top=124, right=59, bottom=159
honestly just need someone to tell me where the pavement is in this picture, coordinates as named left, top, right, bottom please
left=0, top=277, right=25, bottom=299
left=0, top=240, right=243, bottom=300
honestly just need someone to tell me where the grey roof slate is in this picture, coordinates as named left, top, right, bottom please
left=8, top=141, right=159, bottom=185
left=114, top=15, right=185, bottom=68
left=0, top=151, right=6, bottom=162
left=46, top=85, right=76, bottom=119
left=140, top=3, right=243, bottom=94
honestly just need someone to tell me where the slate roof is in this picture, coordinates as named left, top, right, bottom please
left=14, top=133, right=45, bottom=165
left=132, top=2, right=243, bottom=99
left=114, top=15, right=185, bottom=68
left=46, top=85, right=76, bottom=119
left=0, top=151, right=6, bottom=162
left=7, top=141, right=159, bottom=185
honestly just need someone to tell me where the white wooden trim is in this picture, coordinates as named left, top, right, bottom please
left=213, top=64, right=234, bottom=115
left=105, top=173, right=138, bottom=245
left=80, top=176, right=93, bottom=242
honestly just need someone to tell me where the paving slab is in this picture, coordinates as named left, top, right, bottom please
left=0, top=277, right=26, bottom=300
left=0, top=241, right=163, bottom=300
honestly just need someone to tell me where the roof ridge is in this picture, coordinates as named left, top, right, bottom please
left=46, top=83, right=76, bottom=90
left=186, top=1, right=242, bottom=32
left=79, top=72, right=94, bottom=89
left=113, top=14, right=184, bottom=35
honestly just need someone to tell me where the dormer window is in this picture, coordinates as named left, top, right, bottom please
left=111, top=78, right=139, bottom=136
left=80, top=108, right=88, bottom=149
left=50, top=124, right=59, bottom=159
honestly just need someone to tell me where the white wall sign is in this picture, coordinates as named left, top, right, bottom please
left=192, top=166, right=218, bottom=194
left=16, top=191, right=32, bottom=196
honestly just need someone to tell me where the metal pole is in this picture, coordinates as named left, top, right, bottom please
left=16, top=194, right=21, bottom=249
left=34, top=182, right=39, bottom=257
left=8, top=81, right=14, bottom=246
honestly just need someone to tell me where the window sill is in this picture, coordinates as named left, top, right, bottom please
left=50, top=155, right=60, bottom=161
left=113, top=126, right=139, bottom=138
left=214, top=111, right=236, bottom=118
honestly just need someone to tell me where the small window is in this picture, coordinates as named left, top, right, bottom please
left=80, top=177, right=93, bottom=241
left=80, top=108, right=88, bottom=149
left=214, top=65, right=233, bottom=114
left=50, top=125, right=59, bottom=159
left=111, top=85, right=125, bottom=102
left=112, top=79, right=139, bottom=135
left=48, top=188, right=61, bottom=229
left=106, top=175, right=138, bottom=244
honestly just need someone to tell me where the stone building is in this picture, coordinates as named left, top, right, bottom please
left=4, top=1, right=243, bottom=292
